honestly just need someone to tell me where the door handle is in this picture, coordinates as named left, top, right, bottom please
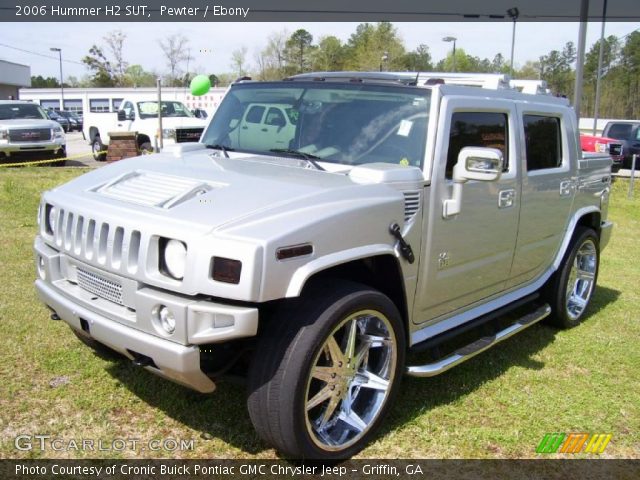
left=559, top=180, right=574, bottom=197
left=261, top=128, right=268, bottom=132
left=498, top=189, right=516, bottom=208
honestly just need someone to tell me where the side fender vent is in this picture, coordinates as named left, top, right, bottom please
left=402, top=190, right=421, bottom=222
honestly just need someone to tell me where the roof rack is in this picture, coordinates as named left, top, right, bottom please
left=509, top=79, right=550, bottom=95
left=411, top=72, right=512, bottom=90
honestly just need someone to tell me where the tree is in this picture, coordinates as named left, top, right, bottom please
left=344, top=22, right=406, bottom=71
left=104, top=30, right=128, bottom=86
left=285, top=29, right=315, bottom=73
left=123, top=64, right=157, bottom=87
left=230, top=46, right=248, bottom=77
left=30, top=75, right=60, bottom=88
left=158, top=34, right=190, bottom=86
left=82, top=45, right=117, bottom=87
left=400, top=44, right=432, bottom=71
left=312, top=36, right=346, bottom=71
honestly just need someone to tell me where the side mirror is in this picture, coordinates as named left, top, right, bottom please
left=443, top=147, right=504, bottom=218
left=117, top=110, right=126, bottom=121
left=127, top=111, right=135, bottom=121
left=229, top=118, right=239, bottom=129
left=453, top=147, right=503, bottom=182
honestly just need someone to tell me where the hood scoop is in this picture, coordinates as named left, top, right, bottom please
left=94, top=171, right=221, bottom=209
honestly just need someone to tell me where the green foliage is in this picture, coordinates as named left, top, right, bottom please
left=30, top=75, right=60, bottom=88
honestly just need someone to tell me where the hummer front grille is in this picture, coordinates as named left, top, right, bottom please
left=175, top=127, right=204, bottom=143
left=51, top=209, right=142, bottom=275
left=76, top=267, right=124, bottom=305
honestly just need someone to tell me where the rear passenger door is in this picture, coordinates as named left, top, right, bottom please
left=507, top=105, right=575, bottom=287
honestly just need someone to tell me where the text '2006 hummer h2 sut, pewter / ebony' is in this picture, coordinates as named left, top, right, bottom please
left=34, top=72, right=613, bottom=459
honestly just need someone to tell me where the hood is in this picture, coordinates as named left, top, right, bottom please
left=48, top=148, right=410, bottom=236
left=1, top=119, right=61, bottom=130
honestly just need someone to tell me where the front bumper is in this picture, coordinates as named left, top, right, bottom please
left=34, top=237, right=259, bottom=393
left=0, top=139, right=65, bottom=156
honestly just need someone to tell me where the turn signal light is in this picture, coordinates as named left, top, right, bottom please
left=211, top=257, right=242, bottom=284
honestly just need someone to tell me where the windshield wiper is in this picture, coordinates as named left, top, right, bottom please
left=206, top=144, right=233, bottom=158
left=269, top=148, right=326, bottom=171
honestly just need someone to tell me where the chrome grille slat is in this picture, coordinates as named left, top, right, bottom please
left=50, top=207, right=141, bottom=274
left=76, top=268, right=124, bottom=305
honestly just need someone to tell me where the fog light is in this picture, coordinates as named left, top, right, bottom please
left=37, top=255, right=46, bottom=280
left=153, top=305, right=175, bottom=335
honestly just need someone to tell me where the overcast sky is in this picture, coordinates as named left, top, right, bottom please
left=1, top=22, right=638, bottom=80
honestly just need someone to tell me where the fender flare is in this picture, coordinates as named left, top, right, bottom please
left=552, top=206, right=601, bottom=270
left=284, top=244, right=398, bottom=298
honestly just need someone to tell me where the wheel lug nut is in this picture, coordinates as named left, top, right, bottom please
left=330, top=385, right=335, bottom=391
left=331, top=373, right=336, bottom=378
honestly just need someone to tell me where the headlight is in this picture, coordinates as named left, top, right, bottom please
left=162, top=128, right=176, bottom=139
left=160, top=238, right=187, bottom=280
left=211, top=257, right=242, bottom=284
left=46, top=205, right=57, bottom=235
left=52, top=126, right=64, bottom=139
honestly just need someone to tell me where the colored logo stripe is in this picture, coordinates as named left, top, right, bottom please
left=584, top=434, right=612, bottom=454
left=536, top=433, right=565, bottom=453
left=537, top=433, right=612, bottom=454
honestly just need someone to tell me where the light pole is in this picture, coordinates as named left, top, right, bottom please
left=507, top=7, right=519, bottom=76
left=443, top=36, right=457, bottom=72
left=380, top=52, right=389, bottom=72
left=593, top=0, right=608, bottom=135
left=50, top=47, right=64, bottom=110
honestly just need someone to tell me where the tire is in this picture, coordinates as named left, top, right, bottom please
left=92, top=137, right=107, bottom=161
left=545, top=227, right=600, bottom=328
left=71, top=328, right=121, bottom=359
left=139, top=142, right=154, bottom=155
left=247, top=280, right=405, bottom=459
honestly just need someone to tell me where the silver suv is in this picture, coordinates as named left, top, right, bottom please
left=34, top=72, right=613, bottom=459
left=0, top=101, right=66, bottom=165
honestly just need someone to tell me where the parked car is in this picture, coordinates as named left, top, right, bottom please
left=0, top=101, right=66, bottom=165
left=580, top=133, right=623, bottom=171
left=35, top=72, right=613, bottom=459
left=602, top=120, right=640, bottom=169
left=192, top=108, right=208, bottom=119
left=56, top=110, right=83, bottom=132
left=83, top=98, right=208, bottom=161
left=46, top=109, right=72, bottom=133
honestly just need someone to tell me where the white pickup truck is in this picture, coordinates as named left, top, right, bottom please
left=83, top=98, right=208, bottom=161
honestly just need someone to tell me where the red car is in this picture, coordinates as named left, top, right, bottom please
left=580, top=134, right=623, bottom=170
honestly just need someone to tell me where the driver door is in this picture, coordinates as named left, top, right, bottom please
left=414, top=98, right=521, bottom=324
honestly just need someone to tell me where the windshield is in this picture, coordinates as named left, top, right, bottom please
left=0, top=103, right=48, bottom=120
left=201, top=82, right=431, bottom=168
left=606, top=123, right=633, bottom=140
left=137, top=101, right=194, bottom=119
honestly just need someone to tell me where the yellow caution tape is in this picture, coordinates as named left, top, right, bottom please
left=0, top=150, right=107, bottom=168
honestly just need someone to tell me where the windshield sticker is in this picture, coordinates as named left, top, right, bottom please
left=397, top=120, right=413, bottom=137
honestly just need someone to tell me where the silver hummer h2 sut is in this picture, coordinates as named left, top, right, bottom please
left=34, top=72, right=613, bottom=458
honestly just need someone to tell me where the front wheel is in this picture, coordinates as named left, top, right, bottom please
left=247, top=281, right=405, bottom=459
left=545, top=227, right=600, bottom=328
left=92, top=137, right=107, bottom=161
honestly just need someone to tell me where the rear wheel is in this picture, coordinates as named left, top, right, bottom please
left=545, top=227, right=599, bottom=328
left=247, top=280, right=405, bottom=459
left=92, top=137, right=107, bottom=161
left=139, top=141, right=154, bottom=155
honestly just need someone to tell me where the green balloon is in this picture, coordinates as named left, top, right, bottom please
left=190, top=75, right=211, bottom=96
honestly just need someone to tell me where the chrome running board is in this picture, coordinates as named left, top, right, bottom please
left=406, top=304, right=551, bottom=377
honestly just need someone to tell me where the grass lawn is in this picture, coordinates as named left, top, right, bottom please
left=0, top=168, right=638, bottom=459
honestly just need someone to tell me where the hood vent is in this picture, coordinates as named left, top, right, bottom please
left=402, top=190, right=421, bottom=222
left=95, top=171, right=217, bottom=209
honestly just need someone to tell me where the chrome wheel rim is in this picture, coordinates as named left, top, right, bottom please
left=566, top=239, right=597, bottom=321
left=304, top=309, right=397, bottom=452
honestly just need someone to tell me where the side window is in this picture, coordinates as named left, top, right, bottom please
left=523, top=115, right=562, bottom=171
left=245, top=105, right=265, bottom=124
left=265, top=108, right=286, bottom=127
left=122, top=101, right=134, bottom=117
left=446, top=112, right=508, bottom=179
